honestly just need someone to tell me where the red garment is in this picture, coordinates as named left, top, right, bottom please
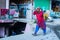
left=1, top=9, right=8, bottom=16
left=33, top=11, right=46, bottom=29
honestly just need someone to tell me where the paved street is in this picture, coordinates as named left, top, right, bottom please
left=0, top=18, right=60, bottom=40
left=0, top=27, right=59, bottom=40
left=46, top=18, right=60, bottom=39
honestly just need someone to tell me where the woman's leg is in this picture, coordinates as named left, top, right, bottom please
left=43, top=22, right=46, bottom=35
left=34, top=24, right=40, bottom=34
left=43, top=28, right=46, bottom=35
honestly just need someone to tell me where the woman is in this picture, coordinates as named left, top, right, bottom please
left=33, top=7, right=46, bottom=36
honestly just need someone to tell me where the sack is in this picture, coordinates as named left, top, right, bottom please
left=43, top=13, right=48, bottom=20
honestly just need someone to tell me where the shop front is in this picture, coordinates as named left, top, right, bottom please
left=0, top=0, right=33, bottom=38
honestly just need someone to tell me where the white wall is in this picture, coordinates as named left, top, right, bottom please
left=6, top=0, right=9, bottom=9
left=26, top=3, right=33, bottom=21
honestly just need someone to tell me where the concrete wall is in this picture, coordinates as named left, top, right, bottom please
left=0, top=0, right=9, bottom=9
left=0, top=0, right=6, bottom=9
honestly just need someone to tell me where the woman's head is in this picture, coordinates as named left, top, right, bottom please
left=36, top=7, right=41, bottom=12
